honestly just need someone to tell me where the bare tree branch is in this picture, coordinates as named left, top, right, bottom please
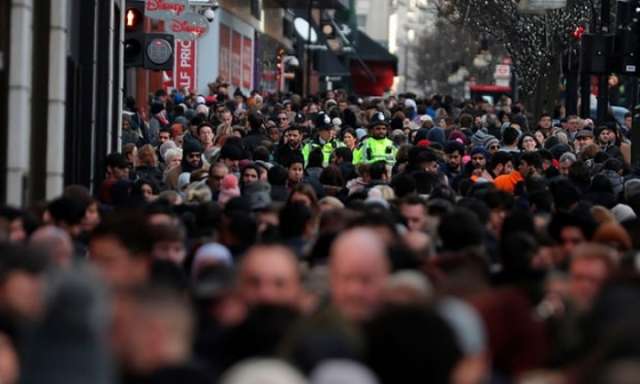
left=437, top=0, right=594, bottom=94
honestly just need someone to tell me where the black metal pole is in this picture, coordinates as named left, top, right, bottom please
left=597, top=0, right=610, bottom=124
left=631, top=78, right=639, bottom=111
left=626, top=76, right=637, bottom=110
left=579, top=74, right=591, bottom=118
left=579, top=44, right=592, bottom=119
left=597, top=75, right=609, bottom=124
left=306, top=2, right=312, bottom=97
left=566, top=50, right=579, bottom=116
left=598, top=78, right=609, bottom=125
left=580, top=1, right=598, bottom=119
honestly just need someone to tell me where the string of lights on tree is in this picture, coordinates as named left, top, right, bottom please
left=436, top=0, right=594, bottom=95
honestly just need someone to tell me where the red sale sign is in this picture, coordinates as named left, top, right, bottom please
left=242, top=36, right=253, bottom=90
left=174, top=39, right=197, bottom=92
left=219, top=24, right=231, bottom=82
left=231, top=31, right=242, bottom=86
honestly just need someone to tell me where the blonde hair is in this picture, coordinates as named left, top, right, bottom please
left=185, top=181, right=212, bottom=204
left=369, top=185, right=396, bottom=201
left=137, top=144, right=158, bottom=167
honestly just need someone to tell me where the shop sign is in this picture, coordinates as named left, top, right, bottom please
left=145, top=0, right=187, bottom=21
left=174, top=39, right=197, bottom=91
left=168, top=11, right=209, bottom=40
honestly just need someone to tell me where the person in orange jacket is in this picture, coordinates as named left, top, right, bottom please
left=494, top=152, right=542, bottom=194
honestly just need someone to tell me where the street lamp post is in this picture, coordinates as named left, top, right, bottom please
left=404, top=29, right=415, bottom=93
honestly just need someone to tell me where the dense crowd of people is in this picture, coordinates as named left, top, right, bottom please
left=1, top=80, right=640, bottom=383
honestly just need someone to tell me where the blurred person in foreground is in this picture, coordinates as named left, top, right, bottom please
left=112, top=285, right=210, bottom=384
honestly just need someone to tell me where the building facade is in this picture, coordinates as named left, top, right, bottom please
left=0, top=0, right=125, bottom=207
left=385, top=0, right=435, bottom=94
left=355, top=0, right=390, bottom=49
left=129, top=0, right=290, bottom=98
left=0, top=0, right=393, bottom=207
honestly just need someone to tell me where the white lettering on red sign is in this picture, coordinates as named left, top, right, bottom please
left=174, top=40, right=196, bottom=91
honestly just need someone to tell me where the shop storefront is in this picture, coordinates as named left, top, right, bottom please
left=288, top=6, right=396, bottom=97
left=348, top=31, right=397, bottom=96
left=196, top=8, right=256, bottom=95
left=255, top=33, right=287, bottom=94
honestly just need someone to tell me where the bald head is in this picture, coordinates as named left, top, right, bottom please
left=329, top=228, right=390, bottom=323
left=238, top=245, right=302, bottom=308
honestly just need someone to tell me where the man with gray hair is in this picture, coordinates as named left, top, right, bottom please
left=207, top=162, right=230, bottom=201
left=558, top=152, right=577, bottom=176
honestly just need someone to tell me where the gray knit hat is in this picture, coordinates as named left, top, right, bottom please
left=624, top=179, right=640, bottom=201
left=244, top=181, right=272, bottom=211
left=470, top=128, right=494, bottom=148
left=612, top=203, right=637, bottom=223
left=484, top=137, right=500, bottom=151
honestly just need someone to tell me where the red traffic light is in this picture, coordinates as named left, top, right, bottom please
left=125, top=8, right=143, bottom=32
left=572, top=25, right=585, bottom=40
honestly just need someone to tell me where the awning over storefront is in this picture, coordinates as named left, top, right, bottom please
left=349, top=31, right=398, bottom=73
left=347, top=31, right=397, bottom=96
left=315, top=48, right=351, bottom=77
left=289, top=7, right=397, bottom=95
left=351, top=61, right=395, bottom=96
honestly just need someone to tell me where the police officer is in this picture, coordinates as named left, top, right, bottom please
left=357, top=112, right=397, bottom=165
left=302, top=112, right=344, bottom=167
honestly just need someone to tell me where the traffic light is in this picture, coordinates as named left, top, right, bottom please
left=320, top=20, right=336, bottom=40
left=572, top=25, right=586, bottom=41
left=144, top=33, right=175, bottom=71
left=124, top=1, right=174, bottom=71
left=124, top=0, right=145, bottom=67
left=581, top=33, right=614, bottom=74
left=613, top=0, right=640, bottom=75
